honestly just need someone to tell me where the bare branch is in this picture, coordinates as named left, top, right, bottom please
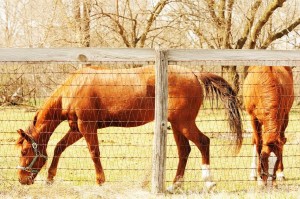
left=93, top=5, right=132, bottom=47
left=261, top=17, right=300, bottom=49
left=204, top=0, right=222, bottom=27
left=222, top=0, right=234, bottom=49
left=82, top=1, right=91, bottom=47
left=217, top=0, right=226, bottom=24
left=193, top=27, right=216, bottom=49
left=235, top=0, right=262, bottom=49
left=139, top=0, right=169, bottom=47
left=248, top=0, right=287, bottom=49
left=73, top=0, right=81, bottom=32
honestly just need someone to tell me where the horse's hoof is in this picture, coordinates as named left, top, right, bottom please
left=203, top=181, right=216, bottom=192
left=277, top=176, right=286, bottom=181
left=257, top=179, right=267, bottom=188
left=167, top=186, right=183, bottom=194
left=96, top=180, right=105, bottom=186
left=46, top=179, right=54, bottom=185
left=272, top=181, right=278, bottom=188
left=166, top=182, right=184, bottom=194
left=96, top=175, right=105, bottom=185
left=276, top=172, right=285, bottom=181
left=166, top=185, right=183, bottom=194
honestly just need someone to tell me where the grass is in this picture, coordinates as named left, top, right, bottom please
left=0, top=105, right=299, bottom=198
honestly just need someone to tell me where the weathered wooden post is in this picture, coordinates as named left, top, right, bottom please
left=152, top=48, right=168, bottom=194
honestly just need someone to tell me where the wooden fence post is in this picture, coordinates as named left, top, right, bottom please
left=152, top=48, right=168, bottom=194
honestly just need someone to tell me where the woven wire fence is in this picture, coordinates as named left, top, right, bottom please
left=0, top=49, right=299, bottom=194
left=165, top=63, right=300, bottom=192
left=0, top=61, right=158, bottom=191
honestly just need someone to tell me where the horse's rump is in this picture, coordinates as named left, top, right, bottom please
left=243, top=66, right=294, bottom=143
left=243, top=66, right=294, bottom=116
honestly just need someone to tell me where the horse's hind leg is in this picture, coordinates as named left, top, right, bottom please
left=172, top=121, right=215, bottom=191
left=78, top=121, right=105, bottom=185
left=167, top=124, right=191, bottom=193
left=272, top=150, right=282, bottom=187
left=47, top=129, right=83, bottom=184
left=249, top=116, right=262, bottom=181
left=275, top=148, right=285, bottom=181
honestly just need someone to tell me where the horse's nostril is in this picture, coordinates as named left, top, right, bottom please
left=19, top=178, right=26, bottom=185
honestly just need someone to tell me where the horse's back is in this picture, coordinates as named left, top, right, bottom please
left=59, top=65, right=203, bottom=127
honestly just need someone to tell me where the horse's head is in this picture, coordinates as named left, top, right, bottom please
left=16, top=126, right=48, bottom=185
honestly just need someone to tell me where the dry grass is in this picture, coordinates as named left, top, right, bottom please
left=0, top=106, right=299, bottom=198
left=1, top=182, right=300, bottom=199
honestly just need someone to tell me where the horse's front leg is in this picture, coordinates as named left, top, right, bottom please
left=47, top=129, right=83, bottom=184
left=78, top=121, right=105, bottom=185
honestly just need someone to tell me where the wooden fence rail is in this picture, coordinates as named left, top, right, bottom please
left=0, top=48, right=299, bottom=66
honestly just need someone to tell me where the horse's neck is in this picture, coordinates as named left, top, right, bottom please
left=34, top=97, right=63, bottom=146
left=33, top=118, right=61, bottom=147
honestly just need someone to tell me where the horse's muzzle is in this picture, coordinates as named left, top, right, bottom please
left=18, top=170, right=35, bottom=185
left=18, top=177, right=34, bottom=185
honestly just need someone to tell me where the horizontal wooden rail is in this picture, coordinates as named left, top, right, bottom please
left=0, top=48, right=299, bottom=66
left=0, top=48, right=155, bottom=63
left=167, top=49, right=300, bottom=66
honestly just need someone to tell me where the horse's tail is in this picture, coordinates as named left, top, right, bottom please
left=195, top=72, right=243, bottom=154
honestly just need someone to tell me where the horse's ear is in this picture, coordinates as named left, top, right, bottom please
left=17, top=129, right=25, bottom=136
left=16, top=129, right=25, bottom=146
left=17, top=129, right=32, bottom=143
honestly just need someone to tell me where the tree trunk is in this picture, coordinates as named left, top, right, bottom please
left=73, top=0, right=81, bottom=45
left=82, top=1, right=91, bottom=47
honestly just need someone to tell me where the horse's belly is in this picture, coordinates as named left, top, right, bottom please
left=102, top=109, right=155, bottom=127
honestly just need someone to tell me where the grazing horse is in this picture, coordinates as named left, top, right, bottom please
left=243, top=66, right=294, bottom=186
left=16, top=65, right=243, bottom=191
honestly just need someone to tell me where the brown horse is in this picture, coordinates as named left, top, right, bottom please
left=243, top=66, right=294, bottom=187
left=16, top=65, right=243, bottom=191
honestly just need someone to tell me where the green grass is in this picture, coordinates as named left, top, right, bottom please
left=0, top=106, right=299, bottom=198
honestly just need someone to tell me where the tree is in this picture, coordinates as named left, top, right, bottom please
left=1, top=0, right=299, bottom=98
left=91, top=0, right=176, bottom=48
left=174, top=0, right=300, bottom=92
left=73, top=0, right=91, bottom=47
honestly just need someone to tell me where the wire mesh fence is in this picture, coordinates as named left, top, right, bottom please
left=165, top=63, right=300, bottom=193
left=0, top=49, right=299, bottom=195
left=0, top=61, right=157, bottom=186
